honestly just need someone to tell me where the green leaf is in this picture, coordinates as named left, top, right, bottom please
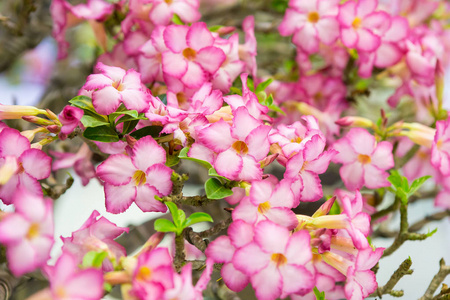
left=255, top=78, right=273, bottom=93
left=313, top=287, right=326, bottom=300
left=208, top=168, right=230, bottom=181
left=209, top=25, right=223, bottom=32
left=166, top=153, right=180, bottom=167
left=409, top=175, right=431, bottom=195
left=247, top=77, right=255, bottom=92
left=130, top=126, right=163, bottom=140
left=82, top=251, right=108, bottom=269
left=69, top=95, right=96, bottom=112
left=171, top=14, right=184, bottom=25
left=166, top=202, right=180, bottom=227
left=205, top=178, right=233, bottom=199
left=260, top=94, right=285, bottom=115
left=115, top=113, right=146, bottom=125
left=80, top=115, right=110, bottom=128
left=83, top=126, right=119, bottom=142
left=154, top=218, right=178, bottom=233
left=426, top=228, right=438, bottom=237
left=178, top=147, right=213, bottom=169
left=184, top=212, right=214, bottom=228
left=328, top=200, right=341, bottom=215
left=104, top=283, right=113, bottom=292
left=110, top=109, right=139, bottom=119
left=229, top=87, right=242, bottom=95
left=121, top=119, right=139, bottom=135
left=177, top=209, right=186, bottom=226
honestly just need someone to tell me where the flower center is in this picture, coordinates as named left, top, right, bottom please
left=17, top=161, right=25, bottom=174
left=136, top=266, right=152, bottom=281
left=257, top=201, right=271, bottom=214
left=182, top=48, right=197, bottom=61
left=27, top=223, right=40, bottom=239
left=55, top=286, right=67, bottom=298
left=165, top=0, right=173, bottom=4
left=352, top=17, right=362, bottom=29
left=271, top=253, right=288, bottom=267
left=112, top=81, right=125, bottom=91
left=357, top=154, right=371, bottom=164
left=437, top=139, right=443, bottom=149
left=232, top=141, right=249, bottom=155
left=132, top=170, right=147, bottom=186
left=307, top=11, right=320, bottom=23
left=301, top=161, right=308, bottom=171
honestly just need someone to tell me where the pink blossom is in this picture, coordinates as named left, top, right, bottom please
left=431, top=118, right=450, bottom=175
left=162, top=23, right=226, bottom=88
left=147, top=0, right=200, bottom=25
left=332, top=128, right=394, bottom=190
left=138, top=26, right=168, bottom=84
left=338, top=0, right=391, bottom=52
left=340, top=191, right=371, bottom=249
left=279, top=0, right=340, bottom=54
left=83, top=62, right=149, bottom=115
left=298, top=74, right=347, bottom=112
left=0, top=128, right=51, bottom=204
left=233, top=221, right=314, bottom=300
left=239, top=16, right=258, bottom=79
left=44, top=251, right=104, bottom=299
left=61, top=210, right=129, bottom=271
left=58, top=105, right=84, bottom=140
left=96, top=136, right=172, bottom=213
left=0, top=190, right=53, bottom=276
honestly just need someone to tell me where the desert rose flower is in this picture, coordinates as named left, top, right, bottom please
left=332, top=128, right=394, bottom=190
left=431, top=118, right=450, bottom=175
left=148, top=0, right=200, bottom=25
left=0, top=190, right=53, bottom=276
left=96, top=136, right=173, bottom=214
left=58, top=105, right=84, bottom=140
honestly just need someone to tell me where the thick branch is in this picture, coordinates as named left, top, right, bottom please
left=370, top=257, right=414, bottom=298
left=419, top=259, right=450, bottom=300
left=174, top=233, right=186, bottom=273
left=184, top=217, right=232, bottom=252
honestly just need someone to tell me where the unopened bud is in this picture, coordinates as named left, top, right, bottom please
left=312, top=196, right=336, bottom=218
left=0, top=105, right=47, bottom=120
left=46, top=125, right=60, bottom=134
left=125, top=135, right=137, bottom=148
left=335, top=116, right=375, bottom=128
left=22, top=116, right=55, bottom=126
left=260, top=153, right=278, bottom=168
left=435, top=60, right=444, bottom=107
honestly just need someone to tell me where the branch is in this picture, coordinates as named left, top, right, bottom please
left=419, top=259, right=450, bottom=300
left=370, top=257, right=414, bottom=298
left=0, top=269, right=19, bottom=300
left=188, top=260, right=222, bottom=272
left=174, top=233, right=186, bottom=273
left=408, top=210, right=450, bottom=232
left=371, top=198, right=399, bottom=222
left=184, top=217, right=233, bottom=252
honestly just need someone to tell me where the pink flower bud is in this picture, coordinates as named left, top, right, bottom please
left=0, top=105, right=47, bottom=120
left=335, top=116, right=375, bottom=128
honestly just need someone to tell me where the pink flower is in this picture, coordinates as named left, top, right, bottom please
left=0, top=190, right=53, bottom=276
left=44, top=251, right=104, bottom=300
left=0, top=128, right=51, bottom=205
left=338, top=0, right=390, bottom=52
left=138, top=26, right=168, bottom=84
left=162, top=23, right=226, bottom=88
left=279, top=0, right=340, bottom=53
left=96, top=136, right=173, bottom=214
left=332, top=128, right=394, bottom=190
left=239, top=16, right=258, bottom=79
left=233, top=221, right=315, bottom=300
left=58, top=105, right=84, bottom=140
left=61, top=210, right=129, bottom=271
left=431, top=118, right=450, bottom=175
left=340, top=191, right=371, bottom=249
left=83, top=62, right=149, bottom=115
left=148, top=0, right=200, bottom=25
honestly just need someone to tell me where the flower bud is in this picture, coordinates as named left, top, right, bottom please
left=335, top=116, right=375, bottom=128
left=0, top=105, right=47, bottom=120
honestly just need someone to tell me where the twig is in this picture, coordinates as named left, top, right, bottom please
left=174, top=233, right=186, bottom=273
left=419, top=259, right=450, bottom=300
left=371, top=198, right=399, bottom=222
left=0, top=269, right=19, bottom=300
left=408, top=210, right=450, bottom=232
left=370, top=257, right=414, bottom=298
left=198, top=217, right=232, bottom=239
left=184, top=217, right=233, bottom=252
left=187, top=260, right=222, bottom=272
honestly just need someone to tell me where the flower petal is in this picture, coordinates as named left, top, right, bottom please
left=104, top=183, right=136, bottom=214
left=214, top=149, right=243, bottom=180
left=134, top=184, right=167, bottom=212
left=145, top=164, right=173, bottom=196
left=20, top=149, right=51, bottom=180
left=132, top=136, right=167, bottom=171
left=97, top=154, right=135, bottom=186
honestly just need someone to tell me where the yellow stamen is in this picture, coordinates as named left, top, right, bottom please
left=112, top=81, right=125, bottom=91
left=271, top=253, right=288, bottom=267
left=307, top=11, right=320, bottom=23
left=352, top=17, right=362, bottom=29
left=27, top=223, right=40, bottom=239
left=232, top=141, right=249, bottom=155
left=182, top=48, right=197, bottom=61
left=257, top=201, right=271, bottom=214
left=357, top=154, right=371, bottom=164
left=136, top=266, right=152, bottom=281
left=132, top=170, right=147, bottom=186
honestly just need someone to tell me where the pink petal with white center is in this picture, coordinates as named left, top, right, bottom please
left=299, top=171, right=322, bottom=202
left=65, top=269, right=104, bottom=298
left=316, top=17, right=340, bottom=45
left=0, top=214, right=28, bottom=243
left=340, top=161, right=364, bottom=191
left=162, top=52, right=188, bottom=78
left=303, top=134, right=326, bottom=162
left=14, top=190, right=48, bottom=221
left=352, top=212, right=370, bottom=236
left=164, top=25, right=189, bottom=53
left=281, top=264, right=314, bottom=295
left=181, top=61, right=206, bottom=88
left=347, top=223, right=370, bottom=249
left=363, top=11, right=390, bottom=29
left=384, top=17, right=409, bottom=42
left=149, top=2, right=172, bottom=25
left=196, top=46, right=226, bottom=74
left=222, top=263, right=250, bottom=292
left=214, top=149, right=243, bottom=180
left=172, top=2, right=201, bottom=23
left=406, top=52, right=434, bottom=79
left=374, top=43, right=403, bottom=67
left=254, top=221, right=289, bottom=254
left=341, top=28, right=358, bottom=48
left=356, top=247, right=384, bottom=270
left=188, top=144, right=215, bottom=165
left=279, top=9, right=303, bottom=36
left=252, top=264, right=282, bottom=300
left=225, top=186, right=245, bottom=205
left=96, top=63, right=126, bottom=82
left=233, top=242, right=269, bottom=275
left=83, top=73, right=113, bottom=90
left=20, top=149, right=51, bottom=180
left=293, top=24, right=320, bottom=54
left=232, top=197, right=258, bottom=224
left=228, top=220, right=254, bottom=248
left=264, top=208, right=298, bottom=230
left=285, top=152, right=304, bottom=179
left=122, top=69, right=144, bottom=90
left=356, top=28, right=381, bottom=52
left=97, top=154, right=135, bottom=185
left=285, top=230, right=312, bottom=265
left=338, top=0, right=356, bottom=26
left=250, top=180, right=272, bottom=205
left=231, top=107, right=262, bottom=141
left=355, top=0, right=377, bottom=17
left=135, top=184, right=167, bottom=212
left=245, top=125, right=271, bottom=161
left=290, top=0, right=316, bottom=11
left=370, top=141, right=394, bottom=170
left=363, top=164, right=390, bottom=189
left=332, top=138, right=357, bottom=164
left=0, top=175, right=18, bottom=204
left=354, top=269, right=377, bottom=297
left=104, top=183, right=136, bottom=214
left=318, top=0, right=339, bottom=15
left=92, top=86, right=121, bottom=115
left=7, top=240, right=37, bottom=276
left=238, top=156, right=262, bottom=181
left=132, top=136, right=166, bottom=171
left=0, top=128, right=30, bottom=157
left=145, top=164, right=173, bottom=196
left=270, top=179, right=296, bottom=208
left=347, top=128, right=375, bottom=155
left=436, top=190, right=450, bottom=209
left=187, top=23, right=214, bottom=51
left=198, top=120, right=233, bottom=152
left=306, top=149, right=337, bottom=174
left=17, top=173, right=44, bottom=198
left=345, top=271, right=364, bottom=300
left=205, top=236, right=234, bottom=263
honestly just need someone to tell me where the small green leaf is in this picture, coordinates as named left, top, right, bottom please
left=82, top=251, right=108, bottom=269
left=426, top=228, right=438, bottom=237
left=328, top=200, right=341, bottom=215
left=166, top=153, right=180, bottom=167
left=110, top=109, right=139, bottom=119
left=260, top=94, right=286, bottom=115
left=80, top=115, right=109, bottom=128
left=229, top=87, right=242, bottom=95
left=83, top=126, right=119, bottom=142
left=178, top=147, right=213, bottom=169
left=104, top=283, right=113, bottom=292
left=69, top=96, right=96, bottom=112
left=166, top=202, right=180, bottom=227
left=154, top=218, right=178, bottom=233
left=409, top=175, right=431, bottom=195
left=121, top=119, right=139, bottom=135
left=177, top=209, right=186, bottom=225
left=130, top=126, right=163, bottom=140
left=184, top=212, right=213, bottom=228
left=209, top=25, right=223, bottom=32
left=115, top=113, right=146, bottom=125
left=246, top=77, right=255, bottom=92
left=171, top=14, right=184, bottom=25
left=205, top=178, right=234, bottom=199
left=313, top=287, right=326, bottom=300
left=208, top=168, right=230, bottom=181
left=255, top=78, right=273, bottom=93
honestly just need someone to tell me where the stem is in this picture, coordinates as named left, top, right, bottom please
left=174, top=233, right=186, bottom=272
left=419, top=259, right=450, bottom=300
left=370, top=257, right=414, bottom=298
